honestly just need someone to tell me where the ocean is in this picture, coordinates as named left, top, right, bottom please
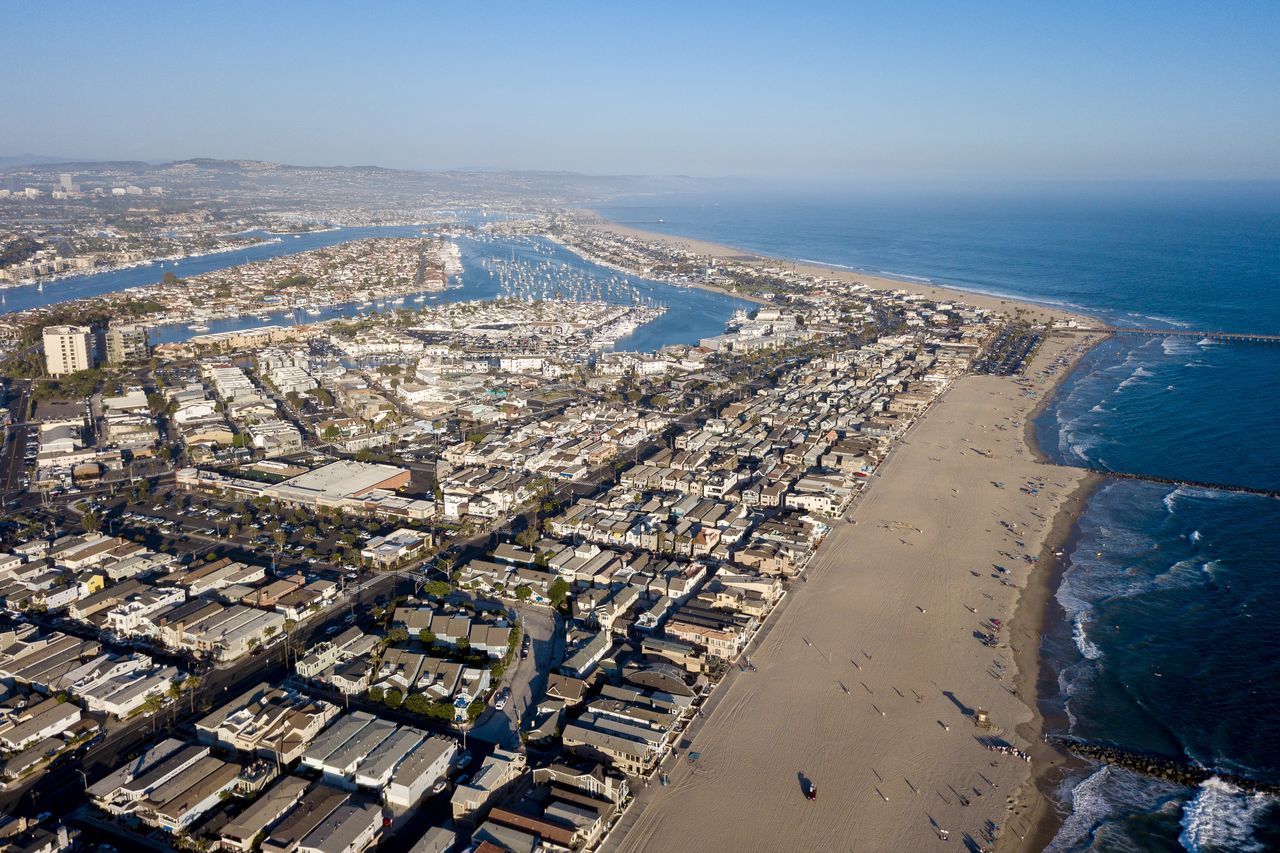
left=598, top=185, right=1280, bottom=852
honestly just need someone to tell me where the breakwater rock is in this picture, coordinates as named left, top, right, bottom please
left=1046, top=735, right=1280, bottom=794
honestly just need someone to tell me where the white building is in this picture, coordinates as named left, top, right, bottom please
left=42, top=325, right=96, bottom=376
left=385, top=736, right=457, bottom=808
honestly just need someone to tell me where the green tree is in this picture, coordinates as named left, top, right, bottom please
left=387, top=627, right=409, bottom=644
left=82, top=510, right=102, bottom=533
left=548, top=577, right=570, bottom=609
left=384, top=688, right=403, bottom=709
left=514, top=584, right=532, bottom=602
left=367, top=686, right=385, bottom=703
left=424, top=580, right=451, bottom=599
left=418, top=629, right=436, bottom=645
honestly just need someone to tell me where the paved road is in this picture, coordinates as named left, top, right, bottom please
left=0, top=569, right=402, bottom=821
left=468, top=604, right=563, bottom=748
left=0, top=381, right=32, bottom=492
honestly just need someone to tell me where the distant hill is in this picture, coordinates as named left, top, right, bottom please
left=0, top=156, right=736, bottom=207
left=0, top=153, right=85, bottom=169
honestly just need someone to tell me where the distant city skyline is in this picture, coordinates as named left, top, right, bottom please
left=6, top=1, right=1279, bottom=180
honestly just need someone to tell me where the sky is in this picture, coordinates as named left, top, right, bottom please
left=5, top=0, right=1279, bottom=180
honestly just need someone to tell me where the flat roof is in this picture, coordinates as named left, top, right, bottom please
left=273, top=460, right=407, bottom=501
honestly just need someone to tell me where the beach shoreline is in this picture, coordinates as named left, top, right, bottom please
left=575, top=212, right=1107, bottom=852
left=580, top=211, right=1099, bottom=330
left=1003, top=471, right=1103, bottom=851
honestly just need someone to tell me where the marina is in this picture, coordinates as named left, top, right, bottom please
left=1, top=226, right=754, bottom=355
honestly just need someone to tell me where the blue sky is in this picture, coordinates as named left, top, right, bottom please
left=5, top=0, right=1278, bottom=179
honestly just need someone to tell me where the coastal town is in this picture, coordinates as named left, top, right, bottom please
left=6, top=5, right=1274, bottom=849
left=0, top=172, right=1089, bottom=853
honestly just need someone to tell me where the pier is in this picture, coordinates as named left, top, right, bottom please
left=1060, top=327, right=1280, bottom=344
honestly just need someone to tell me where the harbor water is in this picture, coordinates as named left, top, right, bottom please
left=1, top=229, right=754, bottom=353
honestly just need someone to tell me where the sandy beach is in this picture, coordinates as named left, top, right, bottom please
left=599, top=293, right=1103, bottom=852
left=588, top=216, right=1093, bottom=329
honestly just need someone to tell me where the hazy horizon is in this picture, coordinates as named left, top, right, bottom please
left=6, top=1, right=1279, bottom=181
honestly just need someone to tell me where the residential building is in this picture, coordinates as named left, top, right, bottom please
left=42, top=325, right=95, bottom=376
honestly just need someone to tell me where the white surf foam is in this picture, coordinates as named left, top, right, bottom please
left=1072, top=613, right=1103, bottom=660
left=876, top=270, right=933, bottom=282
left=1155, top=557, right=1210, bottom=590
left=795, top=258, right=857, bottom=270
left=1046, top=765, right=1187, bottom=853
left=1162, top=336, right=1199, bottom=356
left=1117, top=366, right=1155, bottom=391
left=1179, top=777, right=1274, bottom=853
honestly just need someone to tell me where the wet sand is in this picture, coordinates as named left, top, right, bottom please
left=605, top=327, right=1104, bottom=853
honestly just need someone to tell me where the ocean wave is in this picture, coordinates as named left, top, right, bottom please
left=1179, top=777, right=1275, bottom=853
left=1058, top=417, right=1103, bottom=463
left=1163, top=489, right=1182, bottom=513
left=1116, top=366, right=1155, bottom=391
left=1189, top=530, right=1203, bottom=544
left=1123, top=311, right=1192, bottom=329
left=1063, top=433, right=1100, bottom=463
left=1146, top=314, right=1193, bottom=328
left=1154, top=557, right=1212, bottom=590
left=795, top=258, right=858, bottom=271
left=1162, top=335, right=1200, bottom=356
left=1046, top=765, right=1188, bottom=853
left=876, top=270, right=933, bottom=282
left=1073, top=613, right=1103, bottom=660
